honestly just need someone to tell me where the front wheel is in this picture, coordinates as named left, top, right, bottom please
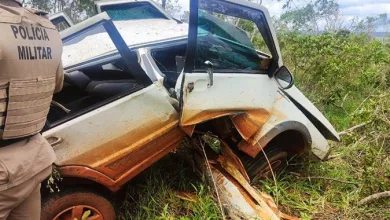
left=41, top=189, right=116, bottom=220
left=242, top=145, right=288, bottom=180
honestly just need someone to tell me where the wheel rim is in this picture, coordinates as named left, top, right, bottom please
left=53, top=205, right=103, bottom=220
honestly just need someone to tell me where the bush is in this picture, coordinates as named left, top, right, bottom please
left=277, top=32, right=389, bottom=107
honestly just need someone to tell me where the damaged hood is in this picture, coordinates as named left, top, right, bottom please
left=62, top=19, right=188, bottom=67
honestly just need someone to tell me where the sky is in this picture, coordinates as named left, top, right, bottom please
left=176, top=0, right=390, bottom=20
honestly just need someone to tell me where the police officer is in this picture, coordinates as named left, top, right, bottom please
left=0, top=0, right=63, bottom=219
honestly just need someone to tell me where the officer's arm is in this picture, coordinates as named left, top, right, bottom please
left=54, top=62, right=64, bottom=93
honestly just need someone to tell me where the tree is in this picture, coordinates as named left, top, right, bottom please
left=279, top=0, right=341, bottom=33
left=351, top=13, right=390, bottom=37
left=24, top=0, right=94, bottom=22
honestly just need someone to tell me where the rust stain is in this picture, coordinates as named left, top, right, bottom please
left=60, top=111, right=185, bottom=189
left=181, top=109, right=241, bottom=126
left=114, top=128, right=185, bottom=187
left=58, top=165, right=121, bottom=192
left=65, top=113, right=177, bottom=167
left=237, top=108, right=287, bottom=158
left=181, top=124, right=195, bottom=136
left=230, top=109, right=271, bottom=141
left=238, top=140, right=263, bottom=158
left=106, top=128, right=184, bottom=179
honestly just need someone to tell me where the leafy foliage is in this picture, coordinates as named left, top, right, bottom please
left=279, top=32, right=389, bottom=107
left=254, top=29, right=390, bottom=219
left=279, top=0, right=340, bottom=32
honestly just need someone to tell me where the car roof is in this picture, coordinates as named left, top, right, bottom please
left=62, top=18, right=188, bottom=68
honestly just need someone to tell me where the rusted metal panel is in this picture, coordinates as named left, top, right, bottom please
left=181, top=124, right=196, bottom=136
left=58, top=128, right=185, bottom=192
left=230, top=109, right=271, bottom=141
left=114, top=128, right=185, bottom=187
left=58, top=165, right=121, bottom=192
left=44, top=84, right=185, bottom=188
left=99, top=127, right=185, bottom=181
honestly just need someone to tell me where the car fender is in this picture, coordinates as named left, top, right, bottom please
left=237, top=91, right=330, bottom=160
left=57, top=165, right=121, bottom=192
left=283, top=86, right=340, bottom=142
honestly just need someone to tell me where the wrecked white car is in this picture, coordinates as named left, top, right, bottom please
left=41, top=0, right=339, bottom=219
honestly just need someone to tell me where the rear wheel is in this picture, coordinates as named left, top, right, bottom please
left=242, top=145, right=288, bottom=180
left=41, top=189, right=116, bottom=220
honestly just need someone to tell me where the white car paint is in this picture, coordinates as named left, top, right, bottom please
left=62, top=18, right=188, bottom=67
left=285, top=86, right=340, bottom=141
left=255, top=91, right=330, bottom=160
left=178, top=73, right=277, bottom=126
left=43, top=83, right=178, bottom=169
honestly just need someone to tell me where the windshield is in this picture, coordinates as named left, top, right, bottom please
left=101, top=2, right=167, bottom=21
left=195, top=11, right=261, bottom=71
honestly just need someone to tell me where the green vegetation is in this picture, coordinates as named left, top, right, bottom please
left=117, top=155, right=221, bottom=219
left=255, top=32, right=390, bottom=219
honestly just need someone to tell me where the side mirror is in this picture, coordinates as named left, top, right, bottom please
left=274, top=66, right=294, bottom=89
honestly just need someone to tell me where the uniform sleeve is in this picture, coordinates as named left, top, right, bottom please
left=54, top=62, right=64, bottom=93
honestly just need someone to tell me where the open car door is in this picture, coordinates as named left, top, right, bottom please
left=178, top=0, right=283, bottom=133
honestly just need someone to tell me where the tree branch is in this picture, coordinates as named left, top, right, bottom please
left=358, top=191, right=390, bottom=205
left=338, top=122, right=368, bottom=136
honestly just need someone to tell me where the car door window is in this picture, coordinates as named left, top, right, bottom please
left=196, top=11, right=262, bottom=71
left=186, top=0, right=279, bottom=74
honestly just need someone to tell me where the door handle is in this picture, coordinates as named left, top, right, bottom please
left=46, top=136, right=63, bottom=147
left=204, top=60, right=215, bottom=87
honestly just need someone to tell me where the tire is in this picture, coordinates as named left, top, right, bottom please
left=41, top=189, right=116, bottom=220
left=242, top=144, right=288, bottom=180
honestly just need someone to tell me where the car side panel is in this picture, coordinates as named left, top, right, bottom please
left=43, top=83, right=184, bottom=183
